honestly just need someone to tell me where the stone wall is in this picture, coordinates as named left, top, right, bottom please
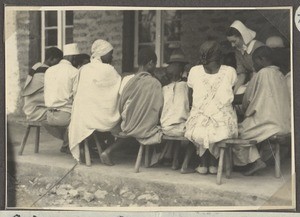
left=180, top=9, right=290, bottom=64
left=73, top=10, right=124, bottom=73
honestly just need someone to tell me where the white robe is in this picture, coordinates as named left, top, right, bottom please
left=69, top=59, right=121, bottom=161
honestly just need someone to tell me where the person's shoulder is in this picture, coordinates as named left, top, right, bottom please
left=253, top=40, right=265, bottom=50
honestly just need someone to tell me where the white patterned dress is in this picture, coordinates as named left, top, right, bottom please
left=185, top=65, right=238, bottom=158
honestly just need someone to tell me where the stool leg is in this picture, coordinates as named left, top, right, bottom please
left=225, top=148, right=231, bottom=178
left=217, top=147, right=225, bottom=185
left=275, top=142, right=281, bottom=178
left=145, top=146, right=150, bottom=168
left=34, top=126, right=40, bottom=153
left=19, top=126, right=31, bottom=155
left=84, top=139, right=91, bottom=166
left=135, top=144, right=144, bottom=173
left=93, top=133, right=103, bottom=158
left=172, top=141, right=180, bottom=170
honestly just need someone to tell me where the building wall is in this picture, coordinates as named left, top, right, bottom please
left=73, top=10, right=124, bottom=73
left=5, top=9, right=20, bottom=115
left=180, top=10, right=290, bottom=64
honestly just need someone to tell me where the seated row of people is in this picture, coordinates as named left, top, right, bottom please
left=22, top=20, right=291, bottom=177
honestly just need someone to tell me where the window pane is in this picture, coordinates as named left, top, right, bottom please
left=45, top=29, right=58, bottom=46
left=66, top=11, right=73, bottom=25
left=163, top=10, right=181, bottom=21
left=45, top=11, right=57, bottom=27
left=164, top=20, right=181, bottom=41
left=138, top=11, right=156, bottom=43
left=65, top=27, right=73, bottom=44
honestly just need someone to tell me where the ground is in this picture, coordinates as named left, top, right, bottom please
left=6, top=118, right=295, bottom=210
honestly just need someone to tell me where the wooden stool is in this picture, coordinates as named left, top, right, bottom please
left=217, top=139, right=257, bottom=185
left=113, top=134, right=153, bottom=173
left=18, top=121, right=43, bottom=155
left=162, top=135, right=189, bottom=169
left=80, top=133, right=104, bottom=166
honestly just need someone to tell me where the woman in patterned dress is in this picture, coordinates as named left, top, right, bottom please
left=185, top=40, right=238, bottom=174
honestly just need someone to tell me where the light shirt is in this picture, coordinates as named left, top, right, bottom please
left=44, top=59, right=79, bottom=113
left=119, top=74, right=135, bottom=94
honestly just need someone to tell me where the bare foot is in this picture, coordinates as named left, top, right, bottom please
left=180, top=167, right=195, bottom=174
left=243, top=160, right=266, bottom=176
left=100, top=152, right=115, bottom=166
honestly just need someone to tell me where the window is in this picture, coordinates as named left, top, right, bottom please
left=134, top=10, right=181, bottom=67
left=41, top=10, right=74, bottom=61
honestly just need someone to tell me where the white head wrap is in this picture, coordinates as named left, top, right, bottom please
left=230, top=20, right=256, bottom=45
left=266, top=36, right=284, bottom=48
left=91, top=39, right=113, bottom=62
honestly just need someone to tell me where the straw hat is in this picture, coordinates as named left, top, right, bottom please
left=168, top=48, right=188, bottom=64
left=63, top=43, right=80, bottom=56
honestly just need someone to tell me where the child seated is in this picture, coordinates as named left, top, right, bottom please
left=160, top=49, right=194, bottom=173
left=184, top=40, right=238, bottom=175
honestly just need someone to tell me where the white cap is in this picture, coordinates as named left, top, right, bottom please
left=266, top=36, right=285, bottom=48
left=63, top=43, right=80, bottom=56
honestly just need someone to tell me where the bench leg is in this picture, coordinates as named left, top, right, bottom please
left=217, top=147, right=225, bottom=185
left=93, top=133, right=103, bottom=159
left=84, top=139, right=91, bottom=166
left=275, top=142, right=281, bottom=178
left=172, top=141, right=180, bottom=170
left=159, top=142, right=170, bottom=161
left=145, top=146, right=150, bottom=168
left=34, top=126, right=40, bottom=153
left=135, top=144, right=144, bottom=173
left=19, top=126, right=31, bottom=155
left=225, top=147, right=231, bottom=178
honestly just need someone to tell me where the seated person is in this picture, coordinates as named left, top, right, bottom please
left=161, top=48, right=189, bottom=137
left=100, top=47, right=164, bottom=166
left=22, top=47, right=63, bottom=121
left=184, top=40, right=238, bottom=175
left=44, top=43, right=80, bottom=153
left=159, top=48, right=194, bottom=172
left=68, top=39, right=121, bottom=162
left=233, top=46, right=291, bottom=175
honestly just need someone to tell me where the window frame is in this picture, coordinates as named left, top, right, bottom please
left=41, top=10, right=74, bottom=62
left=134, top=10, right=181, bottom=68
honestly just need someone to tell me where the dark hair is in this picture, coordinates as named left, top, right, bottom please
left=45, top=47, right=63, bottom=60
left=223, top=52, right=237, bottom=69
left=252, top=46, right=274, bottom=63
left=226, top=27, right=242, bottom=38
left=199, top=40, right=222, bottom=65
left=138, top=47, right=157, bottom=66
left=75, top=54, right=90, bottom=66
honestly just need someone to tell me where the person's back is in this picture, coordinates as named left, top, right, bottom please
left=234, top=46, right=291, bottom=175
left=22, top=63, right=47, bottom=121
left=44, top=43, right=80, bottom=154
left=160, top=52, right=190, bottom=137
left=22, top=47, right=63, bottom=121
left=99, top=47, right=163, bottom=166
left=68, top=39, right=121, bottom=161
left=44, top=59, right=78, bottom=113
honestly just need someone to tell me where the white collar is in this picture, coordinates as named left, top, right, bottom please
left=239, top=40, right=256, bottom=55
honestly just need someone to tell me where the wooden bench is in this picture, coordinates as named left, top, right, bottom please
left=18, top=121, right=43, bottom=155
left=217, top=133, right=291, bottom=184
left=162, top=135, right=257, bottom=185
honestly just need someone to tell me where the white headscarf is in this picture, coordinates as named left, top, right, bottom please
left=90, top=39, right=113, bottom=62
left=230, top=20, right=256, bottom=45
